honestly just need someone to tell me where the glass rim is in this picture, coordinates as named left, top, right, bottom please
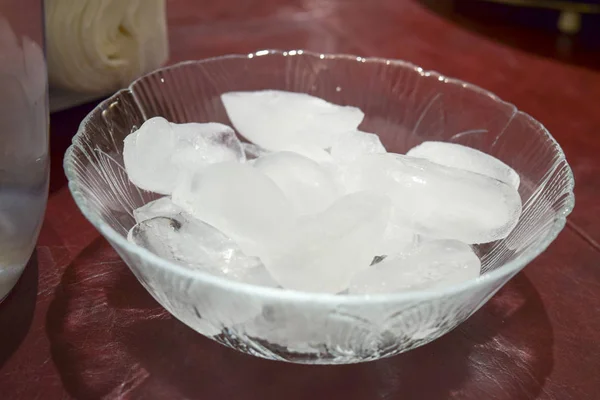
left=63, top=49, right=576, bottom=305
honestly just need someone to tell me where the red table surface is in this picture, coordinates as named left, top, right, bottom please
left=2, top=1, right=600, bottom=399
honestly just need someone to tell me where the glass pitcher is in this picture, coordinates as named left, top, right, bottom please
left=0, top=0, right=48, bottom=301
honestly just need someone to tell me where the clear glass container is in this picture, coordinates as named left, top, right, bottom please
left=0, top=1, right=49, bottom=301
left=65, top=51, right=573, bottom=364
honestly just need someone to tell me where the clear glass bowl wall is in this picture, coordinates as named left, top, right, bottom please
left=64, top=51, right=574, bottom=364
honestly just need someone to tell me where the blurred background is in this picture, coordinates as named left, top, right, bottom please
left=46, top=0, right=600, bottom=192
left=47, top=0, right=600, bottom=113
left=2, top=1, right=600, bottom=399
left=422, top=0, right=600, bottom=69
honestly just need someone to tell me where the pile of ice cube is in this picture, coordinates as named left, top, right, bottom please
left=124, top=90, right=522, bottom=294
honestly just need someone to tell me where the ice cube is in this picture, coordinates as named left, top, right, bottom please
left=171, top=161, right=294, bottom=256
left=133, top=197, right=184, bottom=223
left=375, top=210, right=419, bottom=257
left=330, top=130, right=387, bottom=162
left=170, top=121, right=245, bottom=169
left=407, top=141, right=520, bottom=189
left=123, top=117, right=244, bottom=194
left=128, top=214, right=277, bottom=287
left=342, top=154, right=522, bottom=244
left=254, top=151, right=339, bottom=216
left=262, top=191, right=391, bottom=293
left=221, top=90, right=364, bottom=151
left=349, top=240, right=481, bottom=294
left=243, top=142, right=335, bottom=165
left=280, top=144, right=335, bottom=164
left=123, top=117, right=176, bottom=194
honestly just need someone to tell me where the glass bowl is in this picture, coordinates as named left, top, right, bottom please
left=63, top=50, right=574, bottom=364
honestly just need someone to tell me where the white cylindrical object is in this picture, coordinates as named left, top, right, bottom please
left=46, top=0, right=169, bottom=94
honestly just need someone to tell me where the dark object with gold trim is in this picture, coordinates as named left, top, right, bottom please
left=451, top=0, right=599, bottom=50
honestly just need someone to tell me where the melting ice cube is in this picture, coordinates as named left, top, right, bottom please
left=128, top=214, right=277, bottom=287
left=262, top=191, right=391, bottom=293
left=221, top=90, right=364, bottom=151
left=349, top=240, right=481, bottom=294
left=123, top=117, right=244, bottom=194
left=171, top=161, right=295, bottom=256
left=407, top=141, right=520, bottom=189
left=342, top=153, right=522, bottom=244
left=254, top=151, right=339, bottom=216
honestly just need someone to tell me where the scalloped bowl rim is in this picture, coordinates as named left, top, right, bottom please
left=64, top=49, right=575, bottom=305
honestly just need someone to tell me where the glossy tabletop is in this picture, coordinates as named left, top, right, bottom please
left=1, top=1, right=600, bottom=399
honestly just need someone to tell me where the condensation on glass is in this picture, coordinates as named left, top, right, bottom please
left=0, top=1, right=49, bottom=301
